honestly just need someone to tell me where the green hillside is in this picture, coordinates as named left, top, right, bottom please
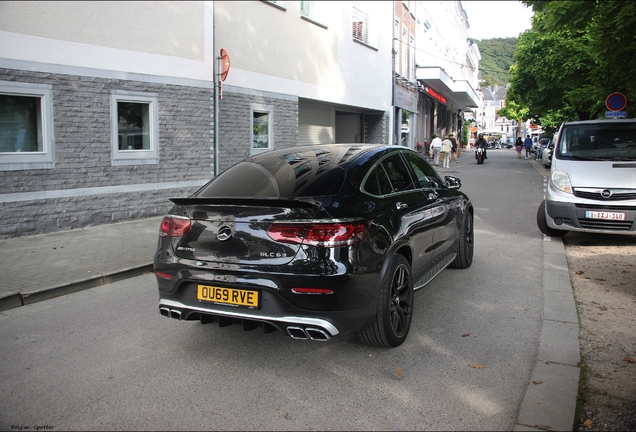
left=473, top=37, right=518, bottom=87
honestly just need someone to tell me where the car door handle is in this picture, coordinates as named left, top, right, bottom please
left=396, top=202, right=408, bottom=210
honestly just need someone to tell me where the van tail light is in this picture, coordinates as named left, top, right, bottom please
left=159, top=216, right=192, bottom=238
left=267, top=221, right=369, bottom=247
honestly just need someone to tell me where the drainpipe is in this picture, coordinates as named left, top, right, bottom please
left=212, top=2, right=220, bottom=177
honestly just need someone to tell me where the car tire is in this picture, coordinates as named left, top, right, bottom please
left=358, top=254, right=413, bottom=348
left=537, top=200, right=567, bottom=237
left=450, top=208, right=474, bottom=269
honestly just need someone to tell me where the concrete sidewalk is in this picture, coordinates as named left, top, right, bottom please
left=0, top=216, right=163, bottom=311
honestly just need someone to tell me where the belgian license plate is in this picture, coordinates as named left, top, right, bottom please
left=197, top=285, right=259, bottom=308
left=585, top=211, right=626, bottom=221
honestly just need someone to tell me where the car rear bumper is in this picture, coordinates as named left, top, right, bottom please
left=154, top=262, right=381, bottom=340
left=158, top=298, right=342, bottom=340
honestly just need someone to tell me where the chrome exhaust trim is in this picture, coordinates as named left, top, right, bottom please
left=159, top=307, right=171, bottom=318
left=158, top=299, right=340, bottom=336
left=287, top=326, right=309, bottom=340
left=305, top=327, right=331, bottom=341
left=159, top=306, right=183, bottom=320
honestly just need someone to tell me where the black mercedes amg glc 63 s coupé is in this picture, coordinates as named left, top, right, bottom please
left=154, top=144, right=473, bottom=347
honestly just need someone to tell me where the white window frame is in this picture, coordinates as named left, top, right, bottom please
left=352, top=7, right=369, bottom=44
left=250, top=104, right=273, bottom=155
left=110, top=91, right=159, bottom=166
left=300, top=1, right=328, bottom=28
left=0, top=81, right=54, bottom=171
left=402, top=26, right=408, bottom=77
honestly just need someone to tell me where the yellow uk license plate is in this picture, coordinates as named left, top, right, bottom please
left=197, top=285, right=259, bottom=308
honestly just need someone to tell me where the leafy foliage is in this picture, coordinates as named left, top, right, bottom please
left=473, top=37, right=518, bottom=87
left=507, top=0, right=636, bottom=127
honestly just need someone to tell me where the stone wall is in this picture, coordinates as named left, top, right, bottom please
left=217, top=91, right=299, bottom=171
left=0, top=68, right=213, bottom=238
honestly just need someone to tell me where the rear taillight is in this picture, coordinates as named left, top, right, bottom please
left=159, top=216, right=192, bottom=238
left=291, top=287, right=334, bottom=294
left=267, top=221, right=369, bottom=247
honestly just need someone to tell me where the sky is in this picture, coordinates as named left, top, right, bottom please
left=461, top=1, right=534, bottom=40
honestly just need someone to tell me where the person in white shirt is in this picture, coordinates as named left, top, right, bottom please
left=430, top=134, right=443, bottom=167
left=441, top=135, right=453, bottom=168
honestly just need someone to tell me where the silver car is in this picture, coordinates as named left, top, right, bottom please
left=541, top=140, right=553, bottom=168
left=537, top=119, right=636, bottom=236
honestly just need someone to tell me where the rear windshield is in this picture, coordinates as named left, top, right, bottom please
left=556, top=122, right=636, bottom=161
left=196, top=149, right=347, bottom=199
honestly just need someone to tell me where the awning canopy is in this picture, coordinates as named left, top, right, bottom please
left=416, top=66, right=481, bottom=109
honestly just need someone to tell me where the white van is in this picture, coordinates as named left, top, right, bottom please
left=537, top=119, right=636, bottom=236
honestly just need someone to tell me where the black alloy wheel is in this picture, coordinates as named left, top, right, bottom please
left=358, top=254, right=413, bottom=348
left=450, top=208, right=474, bottom=269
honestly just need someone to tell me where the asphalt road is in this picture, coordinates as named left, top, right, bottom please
left=0, top=149, right=548, bottom=431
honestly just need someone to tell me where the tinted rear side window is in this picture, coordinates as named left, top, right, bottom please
left=401, top=152, right=440, bottom=188
left=362, top=153, right=415, bottom=196
left=364, top=164, right=393, bottom=196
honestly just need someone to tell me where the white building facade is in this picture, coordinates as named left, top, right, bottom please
left=412, top=0, right=482, bottom=147
left=0, top=1, right=394, bottom=238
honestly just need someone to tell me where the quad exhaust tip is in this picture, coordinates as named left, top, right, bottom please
left=286, top=326, right=331, bottom=341
left=160, top=307, right=331, bottom=341
left=159, top=307, right=182, bottom=320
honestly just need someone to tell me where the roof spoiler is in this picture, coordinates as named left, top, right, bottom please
left=169, top=197, right=322, bottom=208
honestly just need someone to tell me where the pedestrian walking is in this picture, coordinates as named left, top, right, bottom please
left=430, top=134, right=442, bottom=167
left=523, top=135, right=533, bottom=159
left=441, top=135, right=452, bottom=168
left=535, top=139, right=542, bottom=160
left=449, top=133, right=458, bottom=162
left=515, top=137, right=523, bottom=158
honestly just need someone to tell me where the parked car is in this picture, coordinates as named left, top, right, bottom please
left=154, top=144, right=474, bottom=347
left=541, top=140, right=554, bottom=168
left=537, top=119, right=636, bottom=237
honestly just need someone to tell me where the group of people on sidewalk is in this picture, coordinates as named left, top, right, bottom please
left=427, top=133, right=459, bottom=168
left=515, top=134, right=535, bottom=159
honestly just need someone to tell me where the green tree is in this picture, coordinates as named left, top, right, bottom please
left=507, top=27, right=600, bottom=123
left=513, top=0, right=636, bottom=121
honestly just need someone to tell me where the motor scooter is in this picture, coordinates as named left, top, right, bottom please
left=475, top=147, right=485, bottom=164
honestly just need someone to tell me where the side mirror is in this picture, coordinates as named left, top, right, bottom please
left=444, top=175, right=462, bottom=190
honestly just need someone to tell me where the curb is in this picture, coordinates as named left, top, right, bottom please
left=513, top=159, right=581, bottom=431
left=0, top=264, right=154, bottom=312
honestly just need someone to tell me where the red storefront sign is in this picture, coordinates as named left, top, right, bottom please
left=424, top=86, right=446, bottom=105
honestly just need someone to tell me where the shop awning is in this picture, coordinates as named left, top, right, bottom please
left=416, top=66, right=481, bottom=109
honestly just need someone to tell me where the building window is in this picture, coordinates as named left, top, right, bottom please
left=251, top=104, right=273, bottom=154
left=0, top=81, right=54, bottom=171
left=111, top=91, right=159, bottom=166
left=402, top=26, right=408, bottom=77
left=300, top=0, right=311, bottom=16
left=352, top=7, right=369, bottom=43
left=300, top=0, right=328, bottom=28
